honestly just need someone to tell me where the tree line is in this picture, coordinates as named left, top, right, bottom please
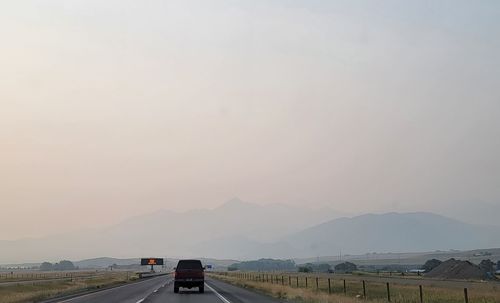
left=39, top=260, right=77, bottom=271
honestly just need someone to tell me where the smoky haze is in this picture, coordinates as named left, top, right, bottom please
left=1, top=0, right=500, bottom=242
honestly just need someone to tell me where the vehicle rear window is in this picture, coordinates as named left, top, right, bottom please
left=177, top=260, right=203, bottom=270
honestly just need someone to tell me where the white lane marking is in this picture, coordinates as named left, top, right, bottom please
left=154, top=289, right=159, bottom=293
left=136, top=299, right=145, bottom=303
left=56, top=276, right=169, bottom=302
left=205, top=283, right=231, bottom=303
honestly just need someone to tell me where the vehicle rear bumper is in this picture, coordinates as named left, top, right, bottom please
left=174, top=279, right=204, bottom=287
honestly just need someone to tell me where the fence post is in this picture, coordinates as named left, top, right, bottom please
left=328, top=278, right=331, bottom=294
left=289, top=276, right=291, bottom=286
left=316, top=277, right=319, bottom=290
left=464, top=288, right=469, bottom=303
left=343, top=279, right=346, bottom=295
left=363, top=280, right=366, bottom=298
left=282, top=275, right=284, bottom=285
left=419, top=285, right=423, bottom=303
left=305, top=277, right=308, bottom=288
left=296, top=276, right=299, bottom=288
left=387, top=283, right=391, bottom=302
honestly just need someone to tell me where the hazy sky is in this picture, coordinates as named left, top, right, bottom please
left=1, top=0, right=499, bottom=240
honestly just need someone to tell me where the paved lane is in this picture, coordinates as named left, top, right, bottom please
left=53, top=275, right=171, bottom=303
left=50, top=275, right=285, bottom=303
left=146, top=277, right=285, bottom=303
left=145, top=279, right=222, bottom=303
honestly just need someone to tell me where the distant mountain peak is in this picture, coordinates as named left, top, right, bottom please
left=226, top=197, right=245, bottom=204
left=216, top=198, right=259, bottom=210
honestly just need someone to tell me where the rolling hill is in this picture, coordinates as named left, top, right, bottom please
left=285, top=212, right=500, bottom=257
left=0, top=199, right=342, bottom=263
left=2, top=202, right=500, bottom=263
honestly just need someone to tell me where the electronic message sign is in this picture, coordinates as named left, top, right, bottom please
left=141, top=258, right=164, bottom=266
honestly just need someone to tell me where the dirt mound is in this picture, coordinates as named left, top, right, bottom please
left=426, top=258, right=496, bottom=280
left=479, top=259, right=495, bottom=273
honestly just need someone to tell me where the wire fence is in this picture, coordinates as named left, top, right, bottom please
left=0, top=270, right=123, bottom=283
left=213, top=271, right=500, bottom=303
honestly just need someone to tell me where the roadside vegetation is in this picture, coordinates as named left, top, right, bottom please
left=209, top=271, right=500, bottom=303
left=0, top=271, right=100, bottom=283
left=0, top=271, right=137, bottom=303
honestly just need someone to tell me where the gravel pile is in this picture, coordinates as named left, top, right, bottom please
left=426, top=258, right=496, bottom=280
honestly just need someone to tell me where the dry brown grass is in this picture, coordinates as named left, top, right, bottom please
left=0, top=271, right=136, bottom=303
left=0, top=271, right=99, bottom=283
left=210, top=273, right=361, bottom=303
left=209, top=272, right=500, bottom=303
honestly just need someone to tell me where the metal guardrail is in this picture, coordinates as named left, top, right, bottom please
left=137, top=272, right=170, bottom=279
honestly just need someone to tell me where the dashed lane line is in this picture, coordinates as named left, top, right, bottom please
left=56, top=276, right=169, bottom=303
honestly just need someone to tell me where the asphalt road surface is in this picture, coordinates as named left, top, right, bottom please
left=51, top=276, right=285, bottom=303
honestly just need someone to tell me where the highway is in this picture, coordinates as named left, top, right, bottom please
left=49, top=275, right=285, bottom=303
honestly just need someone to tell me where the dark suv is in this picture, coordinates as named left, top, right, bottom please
left=174, top=259, right=205, bottom=293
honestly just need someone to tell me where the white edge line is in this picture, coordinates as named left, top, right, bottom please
left=136, top=299, right=145, bottom=303
left=205, top=283, right=231, bottom=303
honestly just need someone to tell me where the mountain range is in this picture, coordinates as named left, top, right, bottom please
left=1, top=198, right=500, bottom=263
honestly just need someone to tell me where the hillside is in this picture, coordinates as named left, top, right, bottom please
left=0, top=199, right=342, bottom=263
left=285, top=212, right=500, bottom=257
left=2, top=205, right=500, bottom=263
left=74, top=257, right=139, bottom=268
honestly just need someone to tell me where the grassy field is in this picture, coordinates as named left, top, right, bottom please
left=0, top=271, right=104, bottom=283
left=0, top=271, right=137, bottom=303
left=294, top=248, right=500, bottom=268
left=209, top=272, right=500, bottom=303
